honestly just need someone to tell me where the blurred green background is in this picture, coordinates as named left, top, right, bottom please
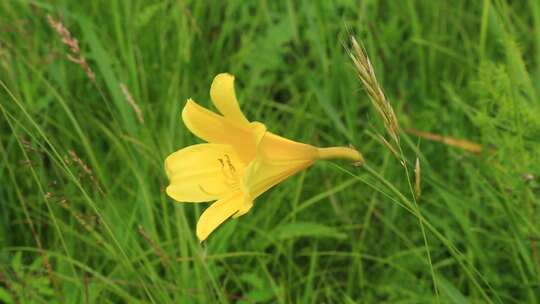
left=1, top=0, right=540, bottom=303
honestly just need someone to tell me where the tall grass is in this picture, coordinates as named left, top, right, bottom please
left=1, top=0, right=539, bottom=303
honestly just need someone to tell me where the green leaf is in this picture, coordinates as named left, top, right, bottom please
left=438, top=276, right=469, bottom=304
left=136, top=3, right=164, bottom=28
left=312, top=84, right=352, bottom=142
left=12, top=252, right=22, bottom=274
left=0, top=288, right=14, bottom=304
left=271, top=222, right=346, bottom=241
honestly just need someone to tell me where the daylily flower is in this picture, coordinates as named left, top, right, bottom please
left=165, top=73, right=363, bottom=241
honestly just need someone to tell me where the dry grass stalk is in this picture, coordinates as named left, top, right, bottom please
left=523, top=173, right=534, bottom=182
left=67, top=150, right=104, bottom=194
left=120, top=83, right=144, bottom=123
left=83, top=272, right=90, bottom=304
left=57, top=198, right=104, bottom=247
left=406, top=128, right=483, bottom=154
left=68, top=150, right=92, bottom=175
left=376, top=134, right=400, bottom=160
left=15, top=138, right=61, bottom=298
left=47, top=15, right=95, bottom=82
left=348, top=36, right=399, bottom=145
left=138, top=225, right=170, bottom=266
left=19, top=159, right=33, bottom=167
left=21, top=138, right=40, bottom=153
left=58, top=199, right=97, bottom=233
left=414, top=157, right=421, bottom=200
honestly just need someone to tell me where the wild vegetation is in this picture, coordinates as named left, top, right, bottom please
left=1, top=1, right=539, bottom=303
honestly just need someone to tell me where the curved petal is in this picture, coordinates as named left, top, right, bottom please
left=165, top=144, right=243, bottom=202
left=232, top=199, right=253, bottom=218
left=242, top=132, right=318, bottom=199
left=210, top=73, right=249, bottom=124
left=257, top=132, right=318, bottom=161
left=182, top=99, right=265, bottom=163
left=243, top=156, right=313, bottom=200
left=196, top=192, right=244, bottom=241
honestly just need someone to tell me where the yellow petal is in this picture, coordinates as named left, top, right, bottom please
left=232, top=200, right=253, bottom=218
left=242, top=132, right=318, bottom=199
left=210, top=73, right=249, bottom=124
left=196, top=192, right=244, bottom=241
left=165, top=144, right=243, bottom=202
left=243, top=156, right=313, bottom=200
left=257, top=132, right=319, bottom=161
left=182, top=99, right=263, bottom=163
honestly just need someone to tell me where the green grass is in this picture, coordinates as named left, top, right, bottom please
left=1, top=0, right=539, bottom=303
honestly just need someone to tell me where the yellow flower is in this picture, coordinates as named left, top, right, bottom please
left=165, top=73, right=363, bottom=241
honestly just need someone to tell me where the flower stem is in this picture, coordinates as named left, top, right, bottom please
left=316, top=146, right=364, bottom=164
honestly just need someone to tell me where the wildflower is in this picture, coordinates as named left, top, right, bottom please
left=165, top=73, right=363, bottom=241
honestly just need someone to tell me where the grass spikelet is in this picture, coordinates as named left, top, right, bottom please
left=375, top=133, right=400, bottom=160
left=348, top=36, right=438, bottom=298
left=348, top=36, right=399, bottom=145
left=120, top=83, right=144, bottom=123
left=58, top=199, right=97, bottom=235
left=414, top=157, right=421, bottom=200
left=67, top=150, right=104, bottom=194
left=47, top=15, right=95, bottom=82
left=138, top=225, right=170, bottom=266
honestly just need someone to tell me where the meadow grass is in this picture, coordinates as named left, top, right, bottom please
left=1, top=0, right=540, bottom=303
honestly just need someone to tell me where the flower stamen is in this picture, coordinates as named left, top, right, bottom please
left=218, top=155, right=240, bottom=189
left=224, top=154, right=236, bottom=173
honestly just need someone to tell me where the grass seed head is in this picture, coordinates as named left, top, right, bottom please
left=47, top=15, right=95, bottom=82
left=120, top=83, right=144, bottom=123
left=348, top=36, right=400, bottom=145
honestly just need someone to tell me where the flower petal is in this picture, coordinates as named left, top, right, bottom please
left=243, top=156, right=313, bottom=200
left=257, top=132, right=318, bottom=161
left=182, top=99, right=263, bottom=163
left=196, top=192, right=244, bottom=241
left=210, top=73, right=249, bottom=124
left=242, top=132, right=318, bottom=199
left=165, top=144, right=242, bottom=202
left=232, top=200, right=253, bottom=218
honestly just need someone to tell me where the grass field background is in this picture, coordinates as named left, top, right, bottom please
left=1, top=0, right=540, bottom=303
